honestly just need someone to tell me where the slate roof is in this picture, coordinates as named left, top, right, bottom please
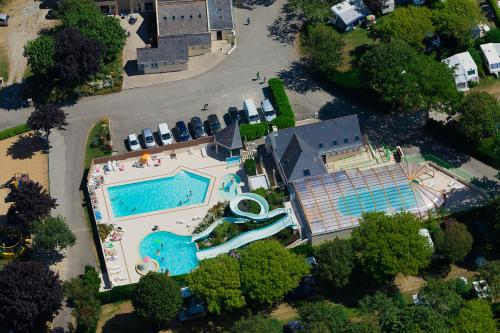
left=186, top=33, right=211, bottom=47
left=157, top=0, right=209, bottom=36
left=207, top=0, right=234, bottom=30
left=214, top=122, right=242, bottom=150
left=280, top=134, right=327, bottom=182
left=137, top=36, right=189, bottom=64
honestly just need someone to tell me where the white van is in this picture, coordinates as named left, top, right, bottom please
left=158, top=122, right=173, bottom=145
left=243, top=99, right=260, bottom=124
left=261, top=99, right=276, bottom=122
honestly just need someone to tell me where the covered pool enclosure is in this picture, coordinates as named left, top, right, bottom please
left=291, top=163, right=444, bottom=244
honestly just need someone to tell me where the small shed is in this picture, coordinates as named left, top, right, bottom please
left=214, top=123, right=243, bottom=157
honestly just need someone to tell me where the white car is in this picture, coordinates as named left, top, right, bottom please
left=261, top=99, right=276, bottom=122
left=127, top=133, right=141, bottom=151
left=142, top=128, right=156, bottom=148
left=158, top=122, right=173, bottom=145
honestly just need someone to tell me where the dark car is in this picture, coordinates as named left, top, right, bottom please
left=207, top=114, right=221, bottom=134
left=45, top=9, right=57, bottom=19
left=40, top=0, right=60, bottom=9
left=176, top=121, right=191, bottom=142
left=190, top=117, right=206, bottom=139
left=228, top=106, right=240, bottom=125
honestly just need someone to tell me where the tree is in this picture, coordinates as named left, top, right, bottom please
left=392, top=305, right=449, bottom=333
left=23, top=35, right=55, bottom=76
left=479, top=260, right=500, bottom=300
left=54, top=27, right=102, bottom=85
left=6, top=180, right=57, bottom=231
left=452, top=299, right=497, bottom=333
left=27, top=104, right=68, bottom=141
left=343, top=321, right=381, bottom=333
left=239, top=240, right=310, bottom=305
left=360, top=40, right=458, bottom=113
left=314, top=238, right=355, bottom=288
left=478, top=28, right=500, bottom=44
left=433, top=0, right=481, bottom=47
left=458, top=91, right=500, bottom=143
left=289, top=0, right=336, bottom=23
left=230, top=313, right=283, bottom=333
left=32, top=216, right=76, bottom=252
left=302, top=24, right=346, bottom=74
left=0, top=261, right=63, bottom=332
left=434, top=219, right=473, bottom=263
left=186, top=255, right=245, bottom=314
left=418, top=279, right=463, bottom=315
left=132, top=272, right=182, bottom=328
left=64, top=266, right=101, bottom=333
left=298, top=301, right=348, bottom=332
left=359, top=292, right=402, bottom=331
left=351, top=212, right=432, bottom=282
left=374, top=6, right=434, bottom=50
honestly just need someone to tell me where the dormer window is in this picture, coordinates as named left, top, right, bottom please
left=332, top=140, right=337, bottom=146
left=318, top=142, right=323, bottom=149
left=344, top=138, right=348, bottom=143
left=198, top=14, right=202, bottom=18
left=303, top=169, right=311, bottom=177
left=354, top=135, right=360, bottom=141
left=172, top=16, right=175, bottom=19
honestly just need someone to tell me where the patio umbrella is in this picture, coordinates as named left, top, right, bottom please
left=141, top=153, right=150, bottom=160
left=143, top=256, right=151, bottom=262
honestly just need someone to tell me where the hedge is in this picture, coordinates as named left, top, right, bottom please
left=268, top=77, right=295, bottom=129
left=244, top=158, right=257, bottom=176
left=240, top=123, right=269, bottom=141
left=98, top=283, right=136, bottom=304
left=488, top=0, right=500, bottom=26
left=0, top=124, right=31, bottom=141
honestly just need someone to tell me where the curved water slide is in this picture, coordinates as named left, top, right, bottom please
left=196, top=214, right=296, bottom=260
left=191, top=217, right=248, bottom=242
left=228, top=193, right=287, bottom=221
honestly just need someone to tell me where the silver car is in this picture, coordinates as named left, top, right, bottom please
left=142, top=128, right=156, bottom=148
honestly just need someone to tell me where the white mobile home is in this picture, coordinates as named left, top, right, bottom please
left=480, top=43, right=500, bottom=76
left=443, top=51, right=479, bottom=91
left=330, top=1, right=365, bottom=32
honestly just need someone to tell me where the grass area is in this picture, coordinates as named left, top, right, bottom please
left=0, top=45, right=9, bottom=83
left=340, top=28, right=374, bottom=72
left=84, top=119, right=112, bottom=169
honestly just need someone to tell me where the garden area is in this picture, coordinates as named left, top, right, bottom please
left=85, top=118, right=113, bottom=168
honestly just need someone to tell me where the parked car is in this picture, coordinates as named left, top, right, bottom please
left=207, top=114, right=221, bottom=134
left=0, top=13, right=9, bottom=27
left=127, top=133, right=141, bottom=151
left=261, top=99, right=276, bottom=122
left=45, top=9, right=57, bottom=20
left=243, top=99, right=260, bottom=124
left=227, top=106, right=240, bottom=125
left=190, top=116, right=207, bottom=139
left=176, top=121, right=191, bottom=142
left=39, top=0, right=60, bottom=9
left=141, top=128, right=156, bottom=148
left=157, top=122, right=173, bottom=145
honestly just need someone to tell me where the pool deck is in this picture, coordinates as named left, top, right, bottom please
left=89, top=144, right=241, bottom=286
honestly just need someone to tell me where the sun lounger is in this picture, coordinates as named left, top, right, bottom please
left=108, top=266, right=121, bottom=271
left=110, top=270, right=123, bottom=276
left=107, top=161, right=114, bottom=172
left=113, top=276, right=128, bottom=282
left=154, top=159, right=161, bottom=166
left=106, top=256, right=118, bottom=262
left=201, top=147, right=207, bottom=157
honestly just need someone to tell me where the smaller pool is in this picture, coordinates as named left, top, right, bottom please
left=139, top=231, right=198, bottom=276
left=218, top=173, right=241, bottom=200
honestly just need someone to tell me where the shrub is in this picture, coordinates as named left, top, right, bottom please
left=268, top=77, right=295, bottom=129
left=98, top=283, right=136, bottom=304
left=240, top=123, right=269, bottom=141
left=244, top=158, right=257, bottom=176
left=0, top=124, right=31, bottom=141
left=488, top=0, right=500, bottom=26
left=97, top=223, right=114, bottom=241
left=468, top=47, right=485, bottom=77
left=194, top=201, right=228, bottom=234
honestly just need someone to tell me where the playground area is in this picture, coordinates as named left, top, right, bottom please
left=0, top=132, right=49, bottom=221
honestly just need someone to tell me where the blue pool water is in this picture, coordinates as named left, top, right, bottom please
left=139, top=231, right=198, bottom=276
left=337, top=185, right=417, bottom=217
left=108, top=171, right=210, bottom=218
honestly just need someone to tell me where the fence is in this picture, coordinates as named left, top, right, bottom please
left=403, top=154, right=474, bottom=182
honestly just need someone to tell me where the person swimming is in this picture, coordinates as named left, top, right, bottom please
left=156, top=250, right=160, bottom=256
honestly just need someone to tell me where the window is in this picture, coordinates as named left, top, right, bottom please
left=354, top=135, right=360, bottom=141
left=172, top=16, right=175, bottom=19
left=318, top=142, right=323, bottom=149
left=492, top=63, right=500, bottom=70
left=303, top=169, right=311, bottom=177
left=467, top=69, right=475, bottom=76
left=332, top=140, right=337, bottom=146
left=198, top=14, right=202, bottom=18
left=190, top=14, right=193, bottom=18
left=344, top=138, right=349, bottom=143
left=181, top=15, right=184, bottom=19
left=151, top=63, right=158, bottom=69
left=163, top=16, right=167, bottom=20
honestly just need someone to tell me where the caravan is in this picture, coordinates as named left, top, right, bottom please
left=243, top=99, right=260, bottom=124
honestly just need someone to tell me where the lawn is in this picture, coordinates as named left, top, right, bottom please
left=339, top=28, right=375, bottom=72
left=0, top=45, right=8, bottom=83
left=84, top=119, right=112, bottom=169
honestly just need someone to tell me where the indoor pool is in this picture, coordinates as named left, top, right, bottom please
left=337, top=185, right=417, bottom=217
left=108, top=170, right=210, bottom=218
left=139, top=231, right=198, bottom=276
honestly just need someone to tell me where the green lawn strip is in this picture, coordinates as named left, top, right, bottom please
left=0, top=124, right=31, bottom=140
left=0, top=45, right=9, bottom=83
left=84, top=119, right=112, bottom=169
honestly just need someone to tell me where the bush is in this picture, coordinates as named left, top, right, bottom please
left=0, top=124, right=31, bottom=140
left=98, top=283, right=136, bottom=304
left=240, top=123, right=269, bottom=141
left=244, top=158, right=257, bottom=176
left=268, top=77, right=295, bottom=129
left=489, top=0, right=500, bottom=26
left=468, top=47, right=485, bottom=77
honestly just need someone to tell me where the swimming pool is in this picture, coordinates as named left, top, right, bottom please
left=218, top=173, right=241, bottom=200
left=337, top=185, right=417, bottom=217
left=139, top=231, right=198, bottom=276
left=108, top=170, right=210, bottom=218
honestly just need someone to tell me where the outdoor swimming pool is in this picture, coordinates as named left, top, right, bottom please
left=337, top=185, right=417, bottom=217
left=139, top=231, right=198, bottom=276
left=108, top=170, right=210, bottom=218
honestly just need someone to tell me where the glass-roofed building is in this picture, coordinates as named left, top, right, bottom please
left=291, top=163, right=444, bottom=244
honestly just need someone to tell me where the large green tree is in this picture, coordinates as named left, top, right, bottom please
left=132, top=272, right=182, bottom=328
left=32, top=216, right=76, bottom=252
left=418, top=279, right=463, bottom=315
left=289, top=0, right=336, bottom=23
left=302, top=24, right=346, bottom=75
left=315, top=238, right=355, bottom=288
left=298, top=301, right=349, bottom=332
left=239, top=240, right=310, bottom=305
left=458, top=91, right=500, bottom=143
left=23, top=35, right=55, bottom=76
left=452, top=299, right=497, bottom=332
left=479, top=260, right=500, bottom=300
left=360, top=40, right=458, bottom=113
left=433, top=0, right=481, bottom=47
left=186, top=255, right=245, bottom=314
left=434, top=219, right=473, bottom=263
left=374, top=6, right=434, bottom=50
left=230, top=314, right=282, bottom=333
left=351, top=212, right=432, bottom=282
